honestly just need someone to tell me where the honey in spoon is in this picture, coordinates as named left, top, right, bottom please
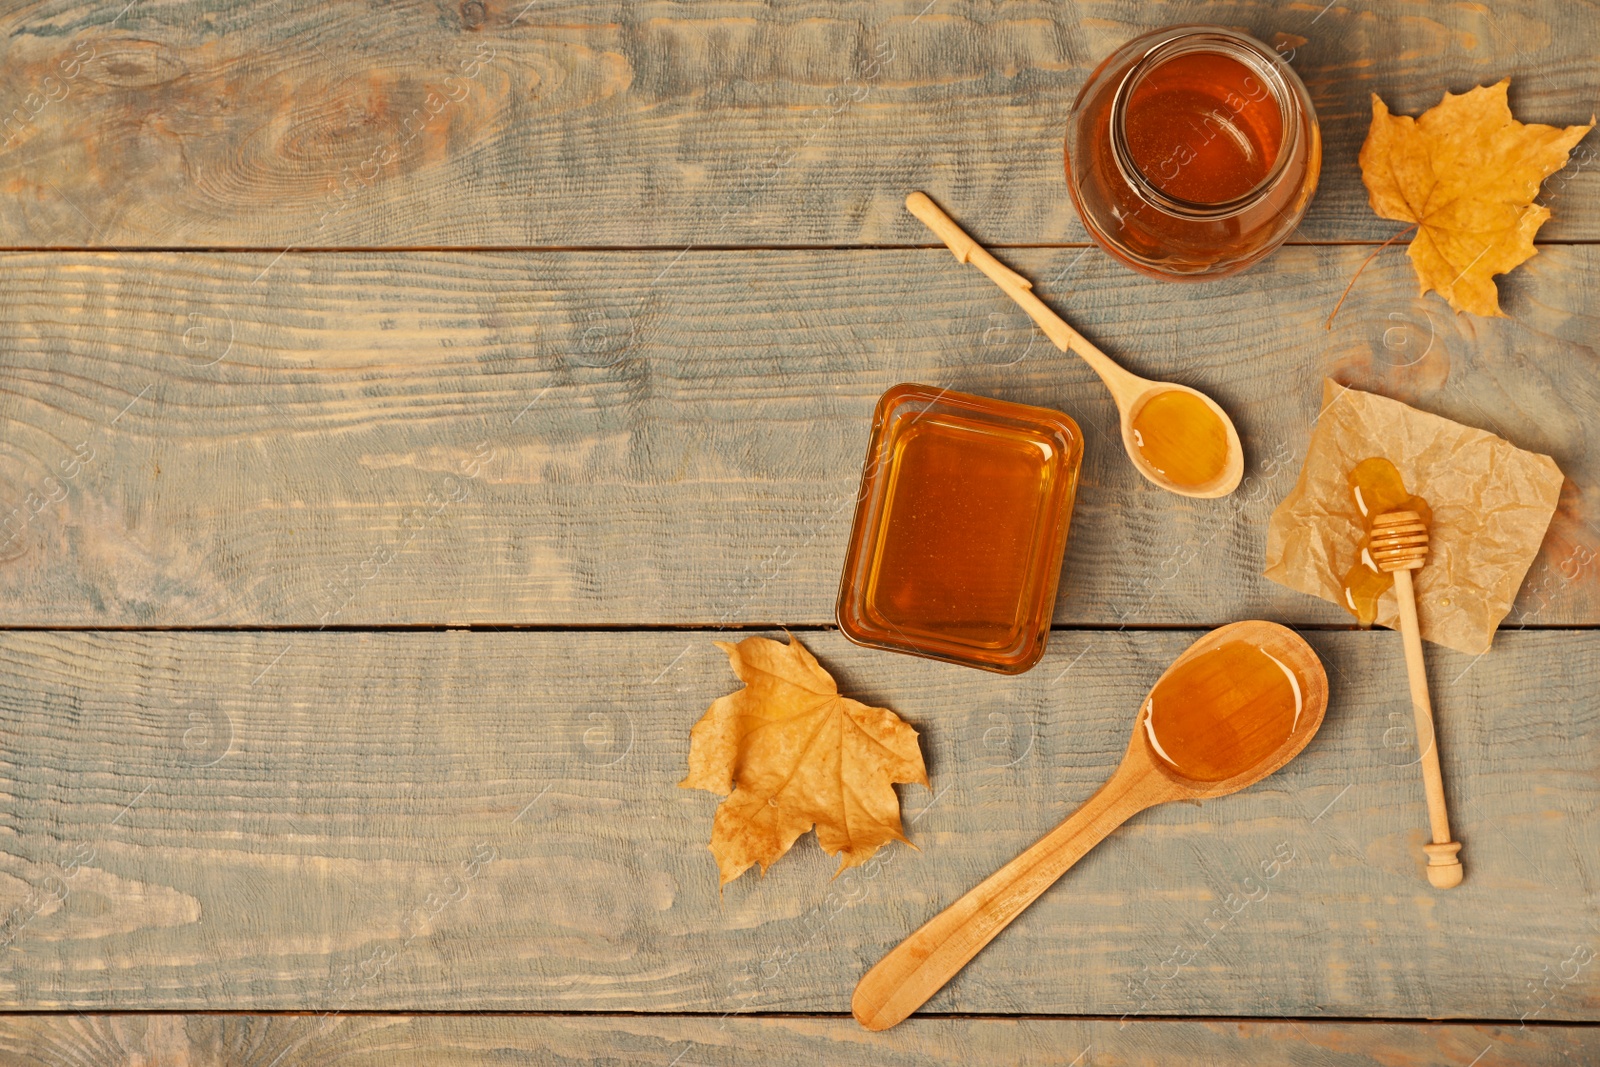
left=1129, top=390, right=1230, bottom=489
left=1341, top=457, right=1432, bottom=626
left=1142, top=640, right=1304, bottom=782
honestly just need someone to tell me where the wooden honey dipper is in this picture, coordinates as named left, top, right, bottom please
left=1369, top=510, right=1464, bottom=888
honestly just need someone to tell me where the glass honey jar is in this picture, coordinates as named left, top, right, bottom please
left=836, top=384, right=1083, bottom=674
left=1064, top=25, right=1321, bottom=278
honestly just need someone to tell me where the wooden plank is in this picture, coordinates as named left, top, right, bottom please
left=2, top=0, right=1597, bottom=248
left=0, top=628, right=1593, bottom=1016
left=0, top=246, right=1595, bottom=627
left=0, top=1014, right=1593, bottom=1066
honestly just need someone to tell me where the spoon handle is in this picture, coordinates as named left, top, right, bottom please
left=852, top=764, right=1165, bottom=1031
left=905, top=192, right=1145, bottom=403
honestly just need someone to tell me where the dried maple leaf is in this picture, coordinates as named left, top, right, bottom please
left=1359, top=79, right=1592, bottom=317
left=680, top=634, right=929, bottom=885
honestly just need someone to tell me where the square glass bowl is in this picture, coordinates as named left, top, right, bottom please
left=836, top=384, right=1084, bottom=674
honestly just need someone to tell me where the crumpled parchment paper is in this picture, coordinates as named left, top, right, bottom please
left=1264, top=380, right=1564, bottom=655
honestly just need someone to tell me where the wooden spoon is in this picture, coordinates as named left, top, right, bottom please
left=905, top=191, right=1244, bottom=499
left=852, top=620, right=1327, bottom=1031
left=1369, top=510, right=1464, bottom=889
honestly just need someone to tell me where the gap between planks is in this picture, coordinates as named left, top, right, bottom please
left=0, top=1011, right=1591, bottom=1027
left=0, top=623, right=1594, bottom=634
left=2, top=241, right=1600, bottom=255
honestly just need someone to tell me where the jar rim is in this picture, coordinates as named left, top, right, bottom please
left=1108, top=28, right=1301, bottom=220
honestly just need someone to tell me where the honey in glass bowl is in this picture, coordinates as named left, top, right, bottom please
left=1064, top=25, right=1321, bottom=279
left=836, top=384, right=1083, bottom=674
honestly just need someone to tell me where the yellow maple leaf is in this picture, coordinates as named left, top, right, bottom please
left=680, top=634, right=929, bottom=885
left=1359, top=78, right=1592, bottom=316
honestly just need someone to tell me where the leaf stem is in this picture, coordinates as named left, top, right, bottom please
left=1325, top=224, right=1420, bottom=330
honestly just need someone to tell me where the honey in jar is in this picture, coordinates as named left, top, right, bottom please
left=837, top=384, right=1084, bottom=674
left=1064, top=26, right=1321, bottom=278
left=1123, top=50, right=1282, bottom=205
left=1142, top=640, right=1304, bottom=782
left=1129, top=389, right=1230, bottom=489
left=1340, top=457, right=1432, bottom=626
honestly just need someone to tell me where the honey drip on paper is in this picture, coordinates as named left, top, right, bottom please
left=1130, top=390, right=1229, bottom=488
left=1141, top=640, right=1303, bottom=782
left=1340, top=457, right=1432, bottom=627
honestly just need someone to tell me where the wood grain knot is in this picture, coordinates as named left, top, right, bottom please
left=1370, top=510, right=1429, bottom=572
left=84, top=39, right=189, bottom=89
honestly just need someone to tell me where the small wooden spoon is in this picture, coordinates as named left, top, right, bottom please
left=905, top=191, right=1244, bottom=499
left=852, top=620, right=1327, bottom=1032
left=1369, top=510, right=1464, bottom=889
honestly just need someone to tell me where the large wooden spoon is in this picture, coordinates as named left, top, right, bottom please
left=852, top=620, right=1328, bottom=1031
left=906, top=191, right=1244, bottom=499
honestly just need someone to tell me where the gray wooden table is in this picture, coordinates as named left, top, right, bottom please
left=1, top=1, right=1596, bottom=1062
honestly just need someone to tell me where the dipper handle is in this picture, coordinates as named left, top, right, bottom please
left=1373, top=511, right=1463, bottom=889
